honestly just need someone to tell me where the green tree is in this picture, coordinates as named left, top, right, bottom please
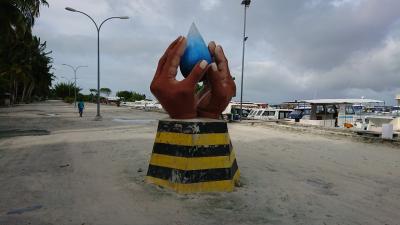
left=0, top=0, right=48, bottom=43
left=99, top=87, right=112, bottom=97
left=89, top=88, right=98, bottom=102
left=89, top=88, right=98, bottom=95
left=116, top=90, right=132, bottom=101
left=116, top=90, right=146, bottom=102
left=195, top=83, right=204, bottom=93
left=54, top=82, right=81, bottom=99
left=0, top=0, right=52, bottom=104
left=131, top=92, right=146, bottom=101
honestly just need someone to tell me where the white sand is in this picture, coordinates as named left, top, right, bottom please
left=0, top=101, right=399, bottom=225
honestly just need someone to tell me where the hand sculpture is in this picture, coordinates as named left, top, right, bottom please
left=150, top=36, right=208, bottom=119
left=196, top=42, right=236, bottom=119
left=150, top=37, right=235, bottom=119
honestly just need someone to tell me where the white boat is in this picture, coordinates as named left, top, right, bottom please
left=261, top=108, right=293, bottom=120
left=248, top=108, right=293, bottom=121
left=121, top=100, right=162, bottom=110
left=247, top=108, right=260, bottom=120
left=295, top=98, right=385, bottom=128
left=222, top=102, right=262, bottom=120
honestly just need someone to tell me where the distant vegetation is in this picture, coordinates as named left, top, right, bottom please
left=53, top=82, right=81, bottom=99
left=99, top=87, right=112, bottom=97
left=89, top=88, right=98, bottom=95
left=0, top=0, right=53, bottom=104
left=116, top=90, right=146, bottom=102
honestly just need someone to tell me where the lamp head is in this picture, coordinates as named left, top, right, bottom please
left=65, top=7, right=77, bottom=12
left=119, top=16, right=130, bottom=19
left=241, top=0, right=251, bottom=6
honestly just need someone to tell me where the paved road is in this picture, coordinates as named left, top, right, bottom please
left=0, top=101, right=399, bottom=225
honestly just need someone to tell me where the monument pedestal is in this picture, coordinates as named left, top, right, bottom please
left=146, top=118, right=240, bottom=193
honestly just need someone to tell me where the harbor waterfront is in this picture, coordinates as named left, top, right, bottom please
left=2, top=1, right=400, bottom=225
left=1, top=100, right=399, bottom=225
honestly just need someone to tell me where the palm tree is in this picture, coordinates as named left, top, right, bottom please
left=0, top=0, right=48, bottom=45
left=0, top=0, right=52, bottom=104
left=54, top=82, right=81, bottom=99
left=100, top=87, right=112, bottom=97
left=89, top=88, right=98, bottom=95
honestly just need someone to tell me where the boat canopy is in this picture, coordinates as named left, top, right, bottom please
left=298, top=99, right=384, bottom=104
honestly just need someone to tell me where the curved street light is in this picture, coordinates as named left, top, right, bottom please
left=65, top=7, right=129, bottom=120
left=62, top=64, right=87, bottom=108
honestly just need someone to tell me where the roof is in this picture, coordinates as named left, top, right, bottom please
left=299, top=99, right=384, bottom=104
left=106, top=96, right=120, bottom=100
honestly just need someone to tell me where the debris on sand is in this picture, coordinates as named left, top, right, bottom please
left=7, top=204, right=42, bottom=215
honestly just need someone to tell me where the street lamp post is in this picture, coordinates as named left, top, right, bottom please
left=240, top=0, right=251, bottom=120
left=62, top=64, right=87, bottom=108
left=65, top=7, right=129, bottom=120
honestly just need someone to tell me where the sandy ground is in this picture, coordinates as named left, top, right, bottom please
left=0, top=100, right=399, bottom=225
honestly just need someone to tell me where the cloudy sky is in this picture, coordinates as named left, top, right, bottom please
left=34, top=0, right=400, bottom=105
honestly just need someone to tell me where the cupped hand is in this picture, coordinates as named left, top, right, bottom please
left=196, top=42, right=236, bottom=119
left=150, top=36, right=209, bottom=119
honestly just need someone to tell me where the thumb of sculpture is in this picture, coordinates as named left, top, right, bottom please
left=184, top=60, right=209, bottom=85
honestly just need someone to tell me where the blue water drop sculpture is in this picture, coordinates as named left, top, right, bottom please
left=180, top=23, right=212, bottom=78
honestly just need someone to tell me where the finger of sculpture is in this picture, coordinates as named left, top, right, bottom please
left=208, top=41, right=216, bottom=56
left=163, top=37, right=187, bottom=79
left=184, top=60, right=209, bottom=86
left=155, top=36, right=182, bottom=79
left=150, top=37, right=209, bottom=119
left=214, top=45, right=230, bottom=74
left=197, top=44, right=236, bottom=119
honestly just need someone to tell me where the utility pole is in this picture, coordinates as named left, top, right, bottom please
left=240, top=0, right=251, bottom=120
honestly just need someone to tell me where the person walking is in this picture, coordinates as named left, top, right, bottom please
left=78, top=100, right=84, bottom=117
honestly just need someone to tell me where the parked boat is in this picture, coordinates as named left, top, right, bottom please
left=248, top=108, right=293, bottom=121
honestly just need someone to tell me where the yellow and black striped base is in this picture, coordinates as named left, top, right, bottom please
left=146, top=119, right=240, bottom=193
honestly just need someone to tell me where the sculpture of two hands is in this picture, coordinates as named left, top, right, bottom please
left=150, top=36, right=236, bottom=119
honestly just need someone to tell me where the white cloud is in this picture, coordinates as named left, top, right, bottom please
left=317, top=36, right=400, bottom=92
left=33, top=0, right=400, bottom=105
left=200, top=0, right=221, bottom=11
left=331, top=0, right=363, bottom=8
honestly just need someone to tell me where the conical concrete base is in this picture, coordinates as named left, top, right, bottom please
left=146, top=118, right=240, bottom=193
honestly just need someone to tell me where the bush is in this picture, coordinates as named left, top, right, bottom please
left=116, top=90, right=146, bottom=102
left=54, top=82, right=81, bottom=99
left=78, top=94, right=93, bottom=102
left=64, top=97, right=74, bottom=104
